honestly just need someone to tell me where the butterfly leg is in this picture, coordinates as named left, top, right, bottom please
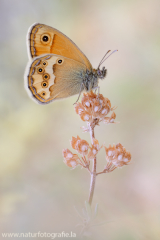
left=93, top=86, right=100, bottom=100
left=73, top=83, right=84, bottom=105
left=93, top=86, right=100, bottom=96
left=93, top=86, right=103, bottom=107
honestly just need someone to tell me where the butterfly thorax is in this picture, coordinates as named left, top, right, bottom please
left=83, top=67, right=107, bottom=92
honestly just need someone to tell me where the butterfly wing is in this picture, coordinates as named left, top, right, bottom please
left=24, top=54, right=86, bottom=104
left=27, top=23, right=92, bottom=71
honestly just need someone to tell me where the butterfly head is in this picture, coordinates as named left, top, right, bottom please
left=96, top=49, right=118, bottom=80
left=96, top=67, right=107, bottom=79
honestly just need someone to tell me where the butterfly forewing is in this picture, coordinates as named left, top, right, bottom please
left=27, top=23, right=92, bottom=71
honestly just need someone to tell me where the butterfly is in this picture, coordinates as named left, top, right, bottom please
left=24, top=23, right=116, bottom=104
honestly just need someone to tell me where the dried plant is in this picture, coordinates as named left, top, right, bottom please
left=62, top=91, right=131, bottom=235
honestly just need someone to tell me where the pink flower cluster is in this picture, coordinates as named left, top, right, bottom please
left=105, top=143, right=131, bottom=167
left=74, top=91, right=116, bottom=124
left=63, top=136, right=101, bottom=169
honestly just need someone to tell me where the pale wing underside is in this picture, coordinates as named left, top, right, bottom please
left=25, top=54, right=86, bottom=104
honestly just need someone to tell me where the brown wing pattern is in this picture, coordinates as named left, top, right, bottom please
left=27, top=23, right=92, bottom=71
left=25, top=54, right=86, bottom=104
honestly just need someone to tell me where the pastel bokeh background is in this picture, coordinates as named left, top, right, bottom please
left=0, top=0, right=160, bottom=239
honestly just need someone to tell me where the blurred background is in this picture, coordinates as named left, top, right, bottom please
left=0, top=0, right=160, bottom=239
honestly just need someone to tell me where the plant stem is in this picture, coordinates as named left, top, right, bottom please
left=88, top=123, right=96, bottom=205
left=88, top=158, right=96, bottom=205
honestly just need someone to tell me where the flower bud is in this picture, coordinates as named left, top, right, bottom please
left=62, top=149, right=80, bottom=168
left=70, top=136, right=89, bottom=155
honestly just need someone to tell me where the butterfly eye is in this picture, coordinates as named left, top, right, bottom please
left=57, top=59, right=64, bottom=65
left=41, top=81, right=49, bottom=88
left=37, top=67, right=44, bottom=74
left=41, top=33, right=51, bottom=45
left=42, top=61, right=48, bottom=66
left=43, top=73, right=50, bottom=80
left=97, top=69, right=101, bottom=76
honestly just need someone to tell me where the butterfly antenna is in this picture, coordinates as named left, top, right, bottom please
left=98, top=50, right=111, bottom=69
left=99, top=50, right=118, bottom=67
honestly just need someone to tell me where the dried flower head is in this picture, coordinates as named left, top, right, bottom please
left=70, top=136, right=89, bottom=155
left=105, top=143, right=131, bottom=167
left=88, top=138, right=101, bottom=161
left=62, top=149, right=80, bottom=168
left=103, top=112, right=116, bottom=124
left=74, top=91, right=116, bottom=126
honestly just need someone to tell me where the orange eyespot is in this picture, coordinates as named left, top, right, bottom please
left=41, top=33, right=51, bottom=45
left=57, top=58, right=64, bottom=65
left=42, top=61, right=48, bottom=67
left=40, top=91, right=46, bottom=98
left=43, top=73, right=50, bottom=81
left=41, top=81, right=49, bottom=88
left=37, top=67, right=44, bottom=74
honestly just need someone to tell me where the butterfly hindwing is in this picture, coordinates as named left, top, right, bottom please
left=25, top=54, right=87, bottom=104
